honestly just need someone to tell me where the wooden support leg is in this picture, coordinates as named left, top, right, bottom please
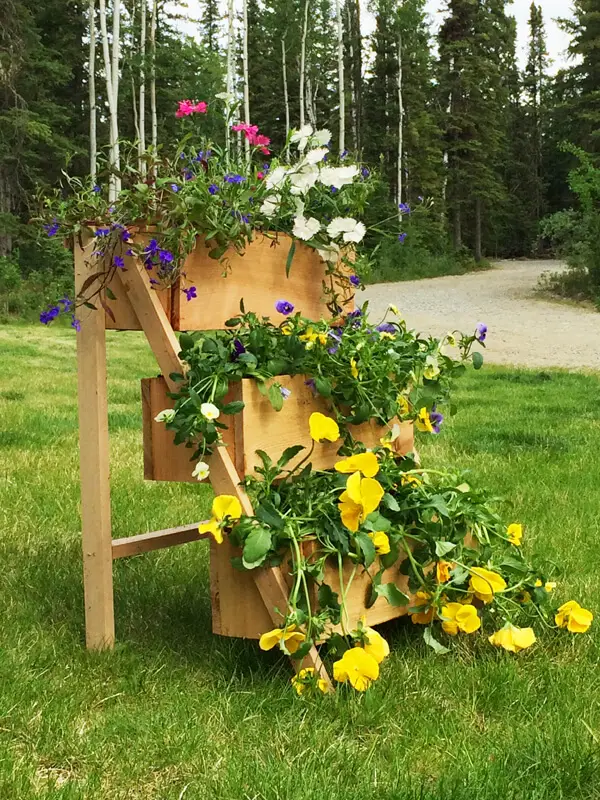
left=75, top=245, right=115, bottom=650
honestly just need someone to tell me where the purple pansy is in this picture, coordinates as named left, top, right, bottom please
left=183, top=286, right=197, bottom=301
left=475, top=323, right=488, bottom=343
left=376, top=322, right=396, bottom=334
left=275, top=299, right=294, bottom=316
left=430, top=406, right=444, bottom=434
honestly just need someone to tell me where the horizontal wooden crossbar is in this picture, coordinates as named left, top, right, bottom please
left=111, top=522, right=210, bottom=559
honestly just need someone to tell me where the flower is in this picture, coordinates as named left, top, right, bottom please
left=265, top=165, right=289, bottom=190
left=292, top=215, right=321, bottom=240
left=200, top=402, right=220, bottom=420
left=362, top=627, right=390, bottom=663
left=327, top=217, right=366, bottom=243
left=429, top=408, right=444, bottom=434
left=192, top=461, right=210, bottom=481
left=423, top=355, right=440, bottom=380
left=469, top=567, right=507, bottom=603
left=154, top=408, right=176, bottom=423
left=334, top=452, right=379, bottom=478
left=400, top=473, right=422, bottom=487
left=319, top=165, right=359, bottom=189
left=350, top=358, right=359, bottom=379
left=260, top=196, right=279, bottom=217
left=71, top=316, right=81, bottom=332
left=92, top=185, right=101, bottom=193
left=545, top=581, right=557, bottom=592
left=289, top=165, right=319, bottom=195
left=475, top=323, right=488, bottom=343
left=259, top=625, right=305, bottom=654
left=507, top=523, right=523, bottom=546
left=441, top=603, right=481, bottom=635
left=368, top=531, right=391, bottom=555
left=349, top=275, right=360, bottom=287
left=338, top=471, right=384, bottom=532
left=397, top=233, right=407, bottom=244
left=199, top=495, right=243, bottom=544
left=333, top=647, right=379, bottom=691
left=291, top=668, right=329, bottom=696
left=489, top=623, right=536, bottom=652
left=316, top=243, right=340, bottom=264
left=224, top=174, right=245, bottom=184
left=44, top=220, right=59, bottom=237
left=290, top=124, right=314, bottom=151
left=397, top=395, right=410, bottom=416
left=555, top=601, right=593, bottom=633
left=436, top=561, right=452, bottom=584
left=275, top=299, right=295, bottom=316
left=257, top=171, right=265, bottom=180
left=159, top=249, right=174, bottom=264
left=309, top=412, right=340, bottom=443
left=415, top=408, right=433, bottom=433
left=183, top=286, right=197, bottom=301
left=398, top=202, right=411, bottom=214
left=410, top=591, right=434, bottom=624
left=304, top=147, right=329, bottom=165
left=312, top=128, right=331, bottom=146
left=176, top=99, right=207, bottom=117
left=208, top=184, right=219, bottom=195
left=280, top=387, right=291, bottom=400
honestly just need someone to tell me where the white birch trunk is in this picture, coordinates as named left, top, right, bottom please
left=225, top=0, right=235, bottom=158
left=150, top=0, right=158, bottom=152
left=397, top=29, right=403, bottom=210
left=98, top=0, right=120, bottom=200
left=242, top=0, right=250, bottom=160
left=89, top=0, right=97, bottom=182
left=442, top=55, right=453, bottom=206
left=282, top=37, right=290, bottom=140
left=299, top=0, right=309, bottom=128
left=335, top=0, right=345, bottom=153
left=139, top=0, right=147, bottom=173
left=346, top=2, right=358, bottom=151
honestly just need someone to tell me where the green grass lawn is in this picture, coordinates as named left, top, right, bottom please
left=1, top=323, right=600, bottom=800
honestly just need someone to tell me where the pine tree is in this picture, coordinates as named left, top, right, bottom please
left=562, top=0, right=600, bottom=154
left=523, top=3, right=549, bottom=224
left=201, top=0, right=221, bottom=53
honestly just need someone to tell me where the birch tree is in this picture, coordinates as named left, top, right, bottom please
left=299, top=0, right=309, bottom=127
left=98, top=0, right=121, bottom=200
left=335, top=0, right=345, bottom=152
left=397, top=27, right=403, bottom=209
left=242, top=0, right=250, bottom=158
left=225, top=0, right=235, bottom=157
left=88, top=0, right=97, bottom=182
left=150, top=0, right=157, bottom=151
left=138, top=0, right=147, bottom=173
left=282, top=37, right=290, bottom=139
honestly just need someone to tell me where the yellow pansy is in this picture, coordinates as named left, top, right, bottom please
left=401, top=473, right=422, bottom=487
left=440, top=603, right=481, bottom=635
left=350, top=358, right=359, bottom=379
left=291, top=667, right=329, bottom=696
left=389, top=304, right=400, bottom=316
left=281, top=322, right=293, bottom=336
left=423, top=355, right=440, bottom=380
left=545, top=581, right=557, bottom=592
left=555, top=601, right=594, bottom=633
left=333, top=647, right=380, bottom=691
left=507, top=523, right=523, bottom=546
left=338, top=471, right=384, bottom=532
left=309, top=412, right=340, bottom=443
left=436, top=560, right=453, bottom=584
left=446, top=332, right=457, bottom=347
left=396, top=395, right=410, bottom=416
left=488, top=623, right=536, bottom=653
left=334, top=451, right=379, bottom=478
left=368, top=530, right=391, bottom=555
left=363, top=627, right=390, bottom=664
left=469, top=567, right=507, bottom=604
left=198, top=495, right=243, bottom=544
left=410, top=591, right=435, bottom=625
left=415, top=407, right=434, bottom=433
left=380, top=331, right=395, bottom=340
left=259, top=624, right=306, bottom=654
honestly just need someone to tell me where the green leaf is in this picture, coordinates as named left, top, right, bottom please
left=318, top=584, right=341, bottom=615
left=315, top=377, right=332, bottom=397
left=472, top=351, right=484, bottom=370
left=383, top=493, right=400, bottom=512
left=375, top=582, right=409, bottom=607
left=221, top=400, right=245, bottom=415
left=268, top=383, right=284, bottom=411
left=179, top=333, right=195, bottom=351
left=423, top=628, right=450, bottom=654
left=354, top=532, right=376, bottom=568
left=255, top=501, right=285, bottom=531
left=105, top=286, right=116, bottom=301
left=429, top=495, right=450, bottom=517
left=242, top=526, right=272, bottom=568
left=435, top=541, right=457, bottom=558
left=83, top=301, right=97, bottom=310
left=277, top=445, right=305, bottom=469
left=500, top=557, right=529, bottom=574
left=169, top=372, right=185, bottom=383
left=256, top=381, right=268, bottom=397
left=363, top=512, right=391, bottom=532
left=286, top=238, right=297, bottom=277
left=224, top=317, right=241, bottom=327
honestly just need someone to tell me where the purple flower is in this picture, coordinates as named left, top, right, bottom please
left=347, top=309, right=362, bottom=320
left=113, top=256, right=125, bottom=269
left=144, top=257, right=154, bottom=270
left=331, top=186, right=338, bottom=194
left=93, top=185, right=101, bottom=193
left=126, top=248, right=134, bottom=256
left=475, top=323, right=488, bottom=343
left=44, top=221, right=59, bottom=237
left=208, top=184, right=219, bottom=195
left=71, top=315, right=81, bottom=332
left=95, top=227, right=110, bottom=237
left=328, top=346, right=339, bottom=355
left=398, top=232, right=407, bottom=244
left=232, top=339, right=246, bottom=360
left=149, top=278, right=160, bottom=285
left=398, top=203, right=411, bottom=215
left=39, top=305, right=60, bottom=325
left=59, top=296, right=73, bottom=313
left=328, top=329, right=342, bottom=343
left=224, top=174, right=245, bottom=184
left=263, top=163, right=270, bottom=172
left=376, top=322, right=396, bottom=334
left=361, top=167, right=370, bottom=178
left=183, top=168, right=193, bottom=181
left=341, top=149, right=349, bottom=159
left=349, top=275, right=360, bottom=287
left=122, top=230, right=132, bottom=242
left=145, top=238, right=160, bottom=255
left=171, top=183, right=180, bottom=192
left=280, top=387, right=291, bottom=400
left=159, top=249, right=174, bottom=264
left=304, top=379, right=317, bottom=394
left=275, top=299, right=294, bottom=316
left=430, top=407, right=444, bottom=435
left=183, top=286, right=197, bottom=301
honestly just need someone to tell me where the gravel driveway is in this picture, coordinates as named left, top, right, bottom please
left=363, top=260, right=600, bottom=370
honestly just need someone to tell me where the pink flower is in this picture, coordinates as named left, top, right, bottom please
left=257, top=171, right=265, bottom=180
left=176, top=99, right=208, bottom=118
left=232, top=122, right=259, bottom=136
left=231, top=122, right=271, bottom=154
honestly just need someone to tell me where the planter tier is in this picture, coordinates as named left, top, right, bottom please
left=142, top=375, right=414, bottom=482
left=104, top=234, right=353, bottom=332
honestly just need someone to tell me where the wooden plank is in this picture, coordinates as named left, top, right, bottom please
left=104, top=269, right=171, bottom=330
left=74, top=238, right=115, bottom=650
left=112, top=524, right=210, bottom=559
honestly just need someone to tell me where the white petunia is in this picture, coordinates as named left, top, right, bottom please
left=289, top=165, right=319, bottom=195
left=265, top=165, right=289, bottom=190
left=290, top=124, right=313, bottom=151
left=318, top=165, right=359, bottom=189
left=192, top=461, right=210, bottom=482
left=326, top=217, right=366, bottom=243
left=304, top=147, right=329, bottom=165
left=316, top=242, right=340, bottom=264
left=312, top=128, right=332, bottom=146
left=293, top=215, right=321, bottom=241
left=260, top=196, right=279, bottom=217
left=200, top=402, right=220, bottom=421
left=154, top=408, right=175, bottom=423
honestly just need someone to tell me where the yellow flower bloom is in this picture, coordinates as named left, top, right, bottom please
left=401, top=473, right=422, bottom=487
left=281, top=322, right=293, bottom=336
left=333, top=647, right=380, bottom=691
left=396, top=395, right=410, bottom=416
left=198, top=495, right=243, bottom=544
left=368, top=530, right=391, bottom=555
left=299, top=327, right=317, bottom=343
left=259, top=624, right=306, bottom=654
left=335, top=451, right=379, bottom=478
left=410, top=591, right=435, bottom=625
left=488, top=623, right=536, bottom=653
left=446, top=332, right=457, bottom=347
left=350, top=358, right=359, bottom=379
left=423, top=355, right=440, bottom=380
left=436, top=560, right=452, bottom=584
left=380, top=332, right=395, bottom=340
left=555, top=601, right=593, bottom=633
left=415, top=407, right=434, bottom=433
left=469, top=567, right=507, bottom=604
left=440, top=603, right=481, bottom=635
left=507, top=523, right=523, bottom=546
left=363, top=627, right=390, bottom=663
left=291, top=667, right=329, bottom=696
left=309, top=412, right=340, bottom=443
left=389, top=304, right=400, bottom=316
left=545, top=581, right=557, bottom=592
left=338, top=471, right=384, bottom=532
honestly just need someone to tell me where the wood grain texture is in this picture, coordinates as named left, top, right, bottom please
left=104, top=269, right=170, bottom=330
left=112, top=524, right=211, bottom=559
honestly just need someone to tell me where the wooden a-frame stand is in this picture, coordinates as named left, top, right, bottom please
left=75, top=248, right=331, bottom=688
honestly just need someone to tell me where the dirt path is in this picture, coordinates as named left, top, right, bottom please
left=363, top=260, right=600, bottom=370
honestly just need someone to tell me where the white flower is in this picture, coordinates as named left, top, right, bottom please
left=326, top=217, right=366, bottom=243
left=215, top=92, right=232, bottom=102
left=312, top=128, right=332, bottom=146
left=304, top=147, right=329, bottom=165
left=260, top=196, right=279, bottom=217
left=289, top=165, right=319, bottom=195
left=265, top=165, right=289, bottom=190
left=293, top=215, right=321, bottom=241
left=316, top=242, right=340, bottom=264
left=192, top=461, right=210, bottom=482
left=154, top=409, right=175, bottom=423
left=293, top=197, right=305, bottom=215
left=318, top=165, right=359, bottom=189
left=200, top=402, right=220, bottom=421
left=290, top=124, right=313, bottom=151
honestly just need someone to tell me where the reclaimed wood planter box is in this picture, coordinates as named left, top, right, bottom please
left=104, top=233, right=353, bottom=332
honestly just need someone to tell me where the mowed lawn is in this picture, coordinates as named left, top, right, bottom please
left=1, top=322, right=600, bottom=800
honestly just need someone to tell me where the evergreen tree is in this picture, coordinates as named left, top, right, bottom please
left=201, top=0, right=221, bottom=53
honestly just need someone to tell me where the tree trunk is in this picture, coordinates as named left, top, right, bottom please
left=346, top=2, right=358, bottom=151
left=150, top=0, right=158, bottom=152
left=225, top=0, right=235, bottom=157
left=89, top=0, right=97, bottom=182
left=474, top=197, right=482, bottom=262
left=139, top=0, right=147, bottom=174
left=242, top=0, right=250, bottom=160
left=98, top=0, right=120, bottom=200
left=299, top=0, right=309, bottom=128
left=453, top=206, right=462, bottom=250
left=397, top=29, right=403, bottom=210
left=335, top=0, right=345, bottom=153
left=282, top=37, right=290, bottom=140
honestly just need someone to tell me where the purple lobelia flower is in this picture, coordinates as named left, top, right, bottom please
left=275, top=299, right=294, bottom=316
left=183, top=286, right=197, bottom=301
left=280, top=387, right=291, bottom=400
left=398, top=232, right=407, bottom=244
left=144, top=238, right=159, bottom=256
left=44, top=220, right=59, bottom=237
left=208, top=184, right=219, bottom=195
left=361, top=167, right=370, bottom=178
left=475, top=323, right=488, bottom=343
left=71, top=315, right=81, bottom=332
left=159, top=249, right=174, bottom=264
left=59, top=296, right=73, bottom=313
left=171, top=183, right=179, bottom=192
left=304, top=378, right=317, bottom=394
left=113, top=256, right=125, bottom=269
left=376, top=322, right=396, bottom=334
left=92, top=185, right=101, bottom=193
left=224, top=174, right=245, bottom=184
left=95, top=227, right=110, bottom=238
left=398, top=203, right=411, bottom=215
left=328, top=346, right=339, bottom=355
left=347, top=309, right=362, bottom=319
left=430, top=406, right=444, bottom=434
left=39, top=305, right=61, bottom=325
left=349, top=274, right=360, bottom=287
